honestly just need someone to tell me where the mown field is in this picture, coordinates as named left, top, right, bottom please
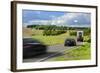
left=32, top=29, right=90, bottom=46
left=32, top=32, right=68, bottom=46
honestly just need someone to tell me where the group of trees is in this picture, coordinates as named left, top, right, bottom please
left=27, top=25, right=91, bottom=36
left=27, top=25, right=67, bottom=36
left=27, top=25, right=68, bottom=30
left=42, top=25, right=67, bottom=36
left=43, top=30, right=66, bottom=36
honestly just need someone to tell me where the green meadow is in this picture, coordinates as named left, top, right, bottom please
left=32, top=29, right=90, bottom=46
left=32, top=31, right=70, bottom=46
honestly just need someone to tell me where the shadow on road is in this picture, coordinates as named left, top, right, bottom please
left=23, top=52, right=64, bottom=62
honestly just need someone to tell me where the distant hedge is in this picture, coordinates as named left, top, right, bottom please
left=83, top=28, right=91, bottom=36
left=27, top=25, right=68, bottom=30
left=43, top=30, right=66, bottom=36
left=70, top=31, right=77, bottom=36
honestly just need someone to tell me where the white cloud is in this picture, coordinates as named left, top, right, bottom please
left=74, top=20, right=78, bottom=23
left=27, top=20, right=51, bottom=25
left=24, top=12, right=90, bottom=27
left=55, top=13, right=81, bottom=23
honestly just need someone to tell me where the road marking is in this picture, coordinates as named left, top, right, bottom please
left=37, top=46, right=79, bottom=62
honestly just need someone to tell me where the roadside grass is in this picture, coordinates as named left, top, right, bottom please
left=48, top=43, right=91, bottom=61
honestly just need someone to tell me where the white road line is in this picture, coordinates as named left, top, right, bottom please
left=37, top=46, right=79, bottom=62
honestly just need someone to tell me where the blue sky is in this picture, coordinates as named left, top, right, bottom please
left=22, top=10, right=91, bottom=27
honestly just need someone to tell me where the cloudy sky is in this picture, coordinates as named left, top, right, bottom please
left=22, top=10, right=91, bottom=27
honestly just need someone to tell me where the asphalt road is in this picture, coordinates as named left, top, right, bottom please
left=23, top=44, right=78, bottom=63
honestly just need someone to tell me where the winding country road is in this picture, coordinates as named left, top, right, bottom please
left=23, top=44, right=79, bottom=62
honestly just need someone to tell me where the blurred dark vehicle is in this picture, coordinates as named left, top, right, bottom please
left=64, top=38, right=76, bottom=46
left=23, top=38, right=47, bottom=58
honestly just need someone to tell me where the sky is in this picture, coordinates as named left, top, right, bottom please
left=22, top=10, right=91, bottom=27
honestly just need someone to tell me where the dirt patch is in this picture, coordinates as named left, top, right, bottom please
left=23, top=27, right=33, bottom=37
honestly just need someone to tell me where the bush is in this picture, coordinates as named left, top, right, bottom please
left=83, top=28, right=91, bottom=36
left=70, top=31, right=77, bottom=36
left=84, top=36, right=91, bottom=43
left=43, top=30, right=66, bottom=36
left=87, top=38, right=91, bottom=43
left=43, top=30, right=51, bottom=36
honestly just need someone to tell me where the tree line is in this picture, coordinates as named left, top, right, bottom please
left=27, top=25, right=90, bottom=36
left=27, top=25, right=68, bottom=30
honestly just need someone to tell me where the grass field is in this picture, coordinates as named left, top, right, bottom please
left=32, top=30, right=90, bottom=46
left=48, top=42, right=91, bottom=61
left=32, top=32, right=68, bottom=46
left=32, top=30, right=76, bottom=46
left=32, top=29, right=43, bottom=35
